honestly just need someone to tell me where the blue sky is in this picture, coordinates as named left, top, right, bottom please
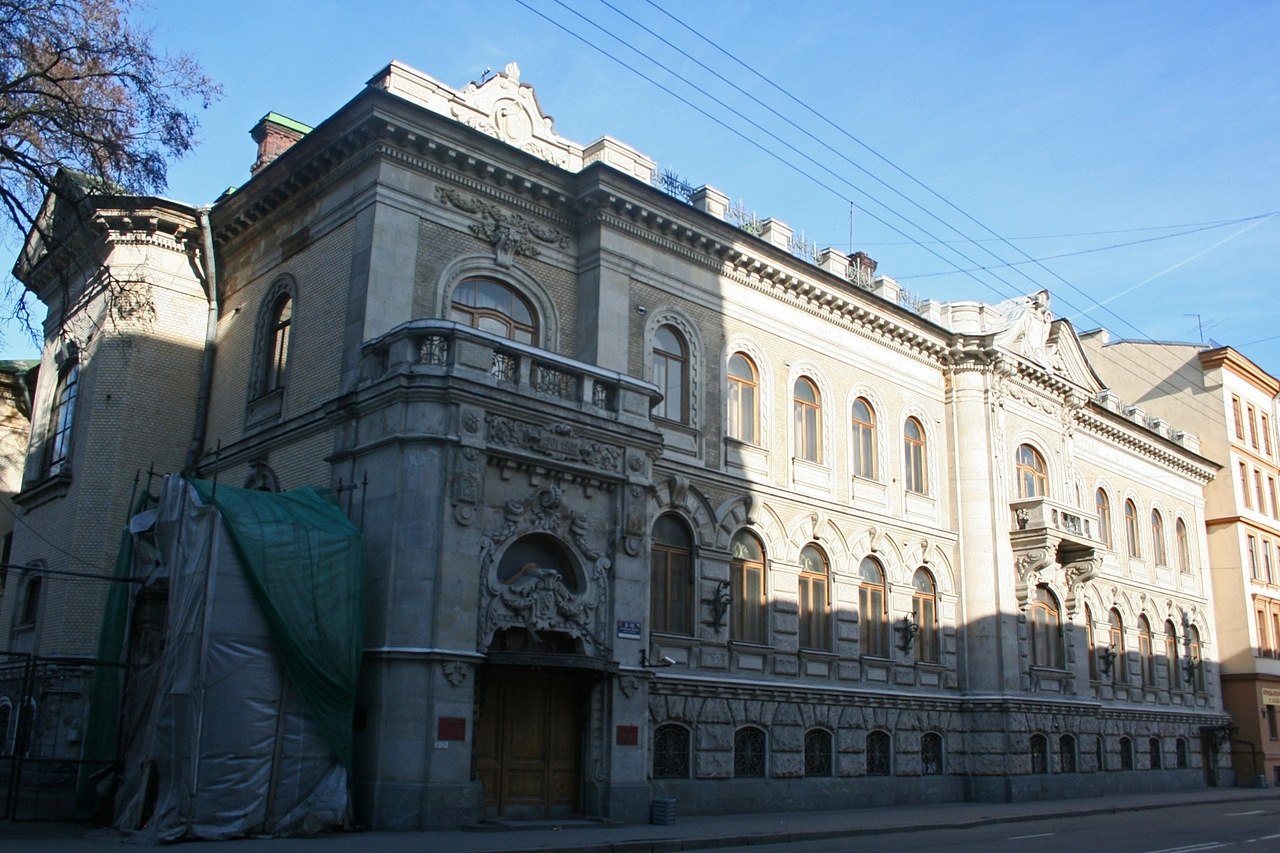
left=6, top=0, right=1279, bottom=377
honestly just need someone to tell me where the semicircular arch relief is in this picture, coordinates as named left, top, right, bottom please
left=652, top=475, right=717, bottom=548
left=477, top=484, right=610, bottom=656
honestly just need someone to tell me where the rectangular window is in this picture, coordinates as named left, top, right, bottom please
left=1234, top=396, right=1245, bottom=440
left=1258, top=607, right=1271, bottom=655
left=1264, top=414, right=1273, bottom=456
left=1266, top=541, right=1276, bottom=584
left=1268, top=705, right=1278, bottom=740
left=1249, top=404, right=1259, bottom=448
left=1271, top=477, right=1279, bottom=519
left=1274, top=610, right=1280, bottom=658
left=1248, top=535, right=1259, bottom=578
left=1241, top=463, right=1253, bottom=509
left=1258, top=470, right=1268, bottom=513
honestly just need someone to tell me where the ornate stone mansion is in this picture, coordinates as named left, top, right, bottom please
left=1, top=61, right=1232, bottom=829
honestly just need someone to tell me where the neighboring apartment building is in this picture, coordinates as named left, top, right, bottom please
left=1, top=62, right=1230, bottom=829
left=1084, top=333, right=1280, bottom=786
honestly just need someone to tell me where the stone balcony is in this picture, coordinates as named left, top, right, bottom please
left=1009, top=496, right=1102, bottom=589
left=359, top=320, right=659, bottom=428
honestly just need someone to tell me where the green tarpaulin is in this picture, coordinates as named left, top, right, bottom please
left=189, top=479, right=364, bottom=772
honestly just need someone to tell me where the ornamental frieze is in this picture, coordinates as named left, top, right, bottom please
left=435, top=185, right=569, bottom=265
left=485, top=415, right=623, bottom=472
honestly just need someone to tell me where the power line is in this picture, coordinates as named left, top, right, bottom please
left=624, top=0, right=1276, bottom=414
left=526, top=0, right=1250, bottom=427
left=589, top=0, right=1274, bottom=425
left=858, top=212, right=1280, bottom=246
left=897, top=217, right=1272, bottom=280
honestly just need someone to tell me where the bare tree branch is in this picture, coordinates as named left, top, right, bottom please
left=1, top=0, right=220, bottom=339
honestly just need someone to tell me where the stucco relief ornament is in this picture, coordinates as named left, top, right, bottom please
left=477, top=484, right=612, bottom=656
left=1014, top=548, right=1053, bottom=586
left=434, top=186, right=569, bottom=267
left=992, top=289, right=1054, bottom=369
left=486, top=414, right=623, bottom=471
left=442, top=661, right=469, bottom=687
left=618, top=675, right=641, bottom=698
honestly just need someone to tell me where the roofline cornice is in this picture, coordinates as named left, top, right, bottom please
left=1199, top=346, right=1280, bottom=397
left=1076, top=403, right=1219, bottom=483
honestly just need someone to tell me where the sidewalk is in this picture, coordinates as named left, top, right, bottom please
left=4, top=786, right=1278, bottom=851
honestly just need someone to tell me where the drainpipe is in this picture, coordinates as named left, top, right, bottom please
left=183, top=206, right=219, bottom=476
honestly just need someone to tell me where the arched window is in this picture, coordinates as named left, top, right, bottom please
left=1109, top=609, right=1127, bottom=681
left=1096, top=489, right=1112, bottom=548
left=1149, top=737, right=1162, bottom=769
left=793, top=377, right=821, bottom=462
left=904, top=417, right=927, bottom=494
left=851, top=398, right=877, bottom=479
left=730, top=531, right=767, bottom=644
left=449, top=278, right=538, bottom=344
left=1059, top=735, right=1077, bottom=773
left=1151, top=511, right=1167, bottom=566
left=912, top=568, right=939, bottom=663
left=1030, top=585, right=1063, bottom=669
left=1176, top=738, right=1188, bottom=769
left=859, top=556, right=888, bottom=658
left=1124, top=500, right=1141, bottom=558
left=651, top=515, right=693, bottom=635
left=45, top=362, right=79, bottom=475
left=1030, top=733, right=1049, bottom=774
left=734, top=726, right=766, bottom=777
left=1119, top=736, right=1134, bottom=770
left=1164, top=620, right=1180, bottom=690
left=804, top=728, right=832, bottom=777
left=1086, top=604, right=1098, bottom=680
left=798, top=544, right=830, bottom=651
left=261, top=292, right=292, bottom=394
left=653, top=723, right=691, bottom=779
left=17, top=575, right=42, bottom=628
left=1187, top=625, right=1204, bottom=691
left=1138, top=615, right=1155, bottom=685
left=726, top=353, right=759, bottom=445
left=1016, top=444, right=1048, bottom=498
left=921, top=732, right=944, bottom=776
left=652, top=325, right=688, bottom=424
left=866, top=730, right=891, bottom=776
left=1176, top=519, right=1191, bottom=572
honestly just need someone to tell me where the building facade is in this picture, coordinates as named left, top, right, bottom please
left=2, top=62, right=1231, bottom=829
left=1084, top=334, right=1280, bottom=786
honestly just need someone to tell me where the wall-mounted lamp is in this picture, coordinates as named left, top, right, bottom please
left=702, top=580, right=731, bottom=633
left=1098, top=647, right=1118, bottom=676
left=897, top=614, right=919, bottom=654
left=640, top=650, right=674, bottom=669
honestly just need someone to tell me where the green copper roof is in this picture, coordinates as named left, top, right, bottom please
left=261, top=112, right=312, bottom=135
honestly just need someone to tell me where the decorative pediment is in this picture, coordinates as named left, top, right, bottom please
left=371, top=60, right=583, bottom=170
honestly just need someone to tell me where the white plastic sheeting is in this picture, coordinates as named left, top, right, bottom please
left=113, top=477, right=350, bottom=841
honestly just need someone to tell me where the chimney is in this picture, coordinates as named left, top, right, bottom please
left=250, top=112, right=311, bottom=174
left=848, top=251, right=878, bottom=288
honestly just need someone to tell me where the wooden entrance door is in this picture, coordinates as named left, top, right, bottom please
left=474, top=670, right=582, bottom=818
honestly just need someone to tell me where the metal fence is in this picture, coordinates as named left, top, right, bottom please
left=0, top=652, right=122, bottom=821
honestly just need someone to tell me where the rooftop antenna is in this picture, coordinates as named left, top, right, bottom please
left=848, top=202, right=855, bottom=256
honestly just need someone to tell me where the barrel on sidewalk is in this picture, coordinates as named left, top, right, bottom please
left=650, top=797, right=677, bottom=825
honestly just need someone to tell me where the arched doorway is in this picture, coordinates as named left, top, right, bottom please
left=472, top=533, right=608, bottom=819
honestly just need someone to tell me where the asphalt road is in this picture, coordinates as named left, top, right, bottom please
left=714, top=799, right=1280, bottom=852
